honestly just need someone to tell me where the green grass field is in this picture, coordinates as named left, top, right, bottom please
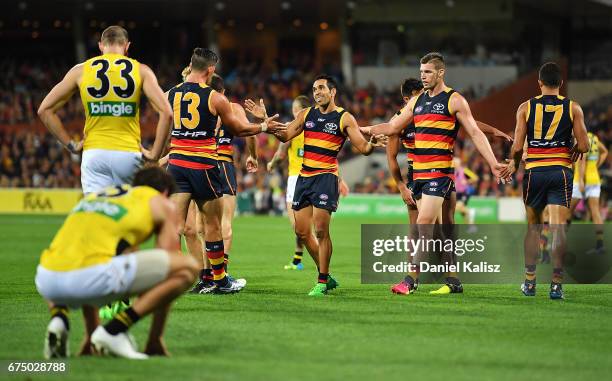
left=1, top=214, right=612, bottom=381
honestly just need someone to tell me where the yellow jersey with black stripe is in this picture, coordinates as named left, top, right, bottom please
left=574, top=132, right=602, bottom=185
left=525, top=95, right=574, bottom=170
left=287, top=131, right=305, bottom=176
left=411, top=87, right=459, bottom=181
left=301, top=107, right=347, bottom=177
left=39, top=185, right=159, bottom=272
left=167, top=82, right=218, bottom=169
left=79, top=53, right=143, bottom=152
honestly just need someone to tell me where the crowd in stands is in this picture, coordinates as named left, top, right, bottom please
left=1, top=59, right=611, bottom=217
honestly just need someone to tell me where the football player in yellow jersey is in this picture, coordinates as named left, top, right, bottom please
left=35, top=167, right=198, bottom=359
left=570, top=131, right=608, bottom=252
left=37, top=25, right=172, bottom=194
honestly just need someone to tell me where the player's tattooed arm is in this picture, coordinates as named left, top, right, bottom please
left=38, top=64, right=83, bottom=153
left=141, top=64, right=173, bottom=161
left=343, top=112, right=387, bottom=156
left=362, top=97, right=417, bottom=136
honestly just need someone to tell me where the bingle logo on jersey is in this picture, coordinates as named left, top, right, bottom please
left=88, top=101, right=137, bottom=117
left=433, top=103, right=445, bottom=112
left=305, top=121, right=315, bottom=129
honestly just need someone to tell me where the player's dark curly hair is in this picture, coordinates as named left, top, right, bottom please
left=209, top=73, right=225, bottom=92
left=401, top=78, right=423, bottom=97
left=132, top=167, right=177, bottom=194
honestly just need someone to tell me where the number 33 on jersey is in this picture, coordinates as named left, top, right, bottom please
left=78, top=53, right=143, bottom=152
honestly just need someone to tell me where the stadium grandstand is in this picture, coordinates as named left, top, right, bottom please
left=1, top=0, right=610, bottom=219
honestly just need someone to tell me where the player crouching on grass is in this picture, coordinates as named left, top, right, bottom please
left=35, top=167, right=198, bottom=359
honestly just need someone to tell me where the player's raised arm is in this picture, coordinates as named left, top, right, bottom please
left=571, top=101, right=590, bottom=155
left=141, top=64, right=173, bottom=161
left=476, top=121, right=513, bottom=142
left=362, top=98, right=417, bottom=136
left=232, top=102, right=260, bottom=172
left=212, top=92, right=282, bottom=137
left=272, top=108, right=309, bottom=143
left=343, top=112, right=386, bottom=155
left=452, top=92, right=505, bottom=180
left=37, top=64, right=83, bottom=153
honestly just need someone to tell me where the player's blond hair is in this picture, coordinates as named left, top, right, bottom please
left=100, top=25, right=129, bottom=46
left=293, top=95, right=310, bottom=109
left=181, top=66, right=191, bottom=81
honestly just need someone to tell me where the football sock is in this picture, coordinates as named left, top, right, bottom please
left=104, top=307, right=140, bottom=335
left=200, top=268, right=213, bottom=282
left=50, top=305, right=69, bottom=331
left=525, top=264, right=536, bottom=281
left=407, top=271, right=419, bottom=281
left=596, top=230, right=604, bottom=249
left=206, top=241, right=228, bottom=286
left=292, top=251, right=303, bottom=265
left=318, top=273, right=329, bottom=284
left=446, top=276, right=461, bottom=285
left=403, top=274, right=416, bottom=287
left=552, top=268, right=563, bottom=284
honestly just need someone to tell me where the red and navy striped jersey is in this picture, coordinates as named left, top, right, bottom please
left=398, top=108, right=416, bottom=163
left=167, top=82, right=218, bottom=169
left=411, top=87, right=459, bottom=181
left=525, top=95, right=574, bottom=170
left=301, top=106, right=348, bottom=177
left=216, top=123, right=234, bottom=162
